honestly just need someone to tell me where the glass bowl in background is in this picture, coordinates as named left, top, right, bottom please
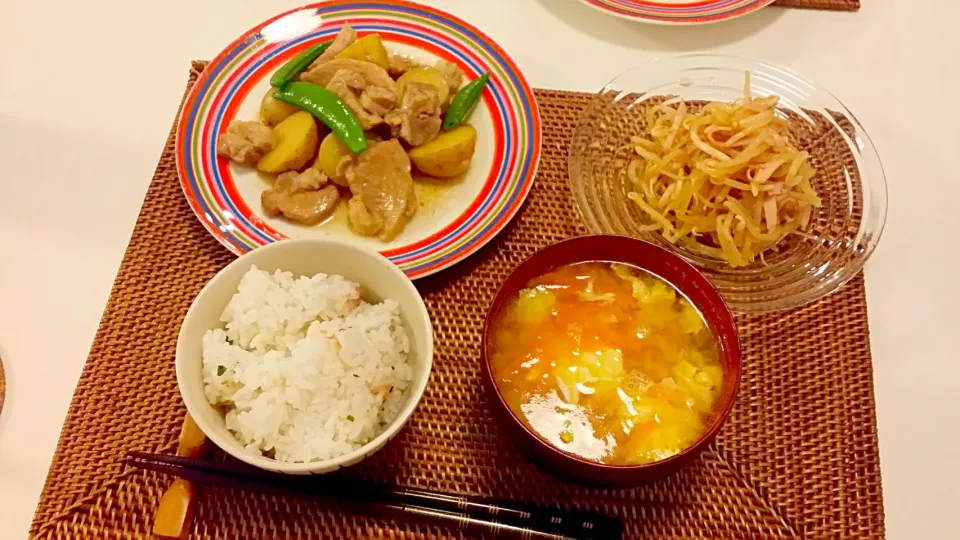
left=568, top=54, right=887, bottom=313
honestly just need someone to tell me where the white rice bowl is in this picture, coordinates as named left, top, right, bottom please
left=201, top=266, right=414, bottom=463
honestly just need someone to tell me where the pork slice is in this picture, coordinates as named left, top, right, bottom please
left=261, top=169, right=340, bottom=226
left=346, top=196, right=383, bottom=237
left=345, top=139, right=417, bottom=241
left=388, top=53, right=424, bottom=78
left=301, top=59, right=398, bottom=95
left=384, top=82, right=442, bottom=147
left=360, top=86, right=397, bottom=116
left=326, top=69, right=384, bottom=130
left=306, top=24, right=357, bottom=70
left=434, top=59, right=466, bottom=92
left=217, top=121, right=275, bottom=167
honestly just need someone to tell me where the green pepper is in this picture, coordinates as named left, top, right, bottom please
left=273, top=82, right=367, bottom=154
left=270, top=42, right=331, bottom=88
left=443, top=72, right=491, bottom=130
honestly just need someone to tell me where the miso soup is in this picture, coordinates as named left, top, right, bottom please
left=489, top=262, right=723, bottom=465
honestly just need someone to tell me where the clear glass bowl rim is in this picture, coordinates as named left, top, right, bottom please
left=568, top=53, right=888, bottom=313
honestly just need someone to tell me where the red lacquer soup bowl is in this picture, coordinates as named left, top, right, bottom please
left=481, top=235, right=742, bottom=486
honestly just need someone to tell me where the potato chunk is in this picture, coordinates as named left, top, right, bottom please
left=259, top=88, right=299, bottom=127
left=407, top=125, right=477, bottom=178
left=396, top=67, right=450, bottom=105
left=257, top=111, right=318, bottom=173
left=335, top=34, right=390, bottom=70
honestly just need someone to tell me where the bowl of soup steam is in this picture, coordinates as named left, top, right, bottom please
left=481, top=235, right=741, bottom=486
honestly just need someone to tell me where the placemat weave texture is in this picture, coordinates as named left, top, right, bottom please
left=776, top=0, right=859, bottom=10
left=30, top=62, right=883, bottom=539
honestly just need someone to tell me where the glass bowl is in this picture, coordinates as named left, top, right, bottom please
left=568, top=54, right=887, bottom=313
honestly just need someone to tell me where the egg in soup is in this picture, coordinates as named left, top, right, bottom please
left=489, top=262, right=723, bottom=465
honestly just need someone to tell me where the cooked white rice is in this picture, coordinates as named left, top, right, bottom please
left=201, top=266, right=413, bottom=463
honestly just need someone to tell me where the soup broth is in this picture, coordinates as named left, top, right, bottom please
left=490, top=262, right=723, bottom=465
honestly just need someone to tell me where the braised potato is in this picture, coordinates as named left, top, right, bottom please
left=336, top=34, right=390, bottom=70
left=257, top=111, right=318, bottom=173
left=396, top=67, right=450, bottom=104
left=408, top=125, right=476, bottom=178
left=259, top=88, right=299, bottom=127
left=315, top=132, right=380, bottom=185
left=315, top=132, right=351, bottom=186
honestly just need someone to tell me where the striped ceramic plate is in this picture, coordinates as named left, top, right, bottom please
left=176, top=1, right=541, bottom=279
left=581, top=0, right=776, bottom=24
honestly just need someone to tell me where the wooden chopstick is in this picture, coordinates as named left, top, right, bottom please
left=126, top=451, right=622, bottom=539
left=151, top=414, right=208, bottom=538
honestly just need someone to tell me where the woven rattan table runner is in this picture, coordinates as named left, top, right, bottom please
left=775, top=0, right=859, bottom=10
left=31, top=62, right=883, bottom=539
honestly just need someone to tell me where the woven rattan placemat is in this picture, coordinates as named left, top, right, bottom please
left=31, top=62, right=883, bottom=539
left=775, top=0, right=859, bottom=11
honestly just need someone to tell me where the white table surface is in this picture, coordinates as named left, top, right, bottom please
left=1, top=1, right=956, bottom=538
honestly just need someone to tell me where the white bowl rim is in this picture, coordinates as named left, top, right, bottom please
left=175, top=237, right=434, bottom=473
